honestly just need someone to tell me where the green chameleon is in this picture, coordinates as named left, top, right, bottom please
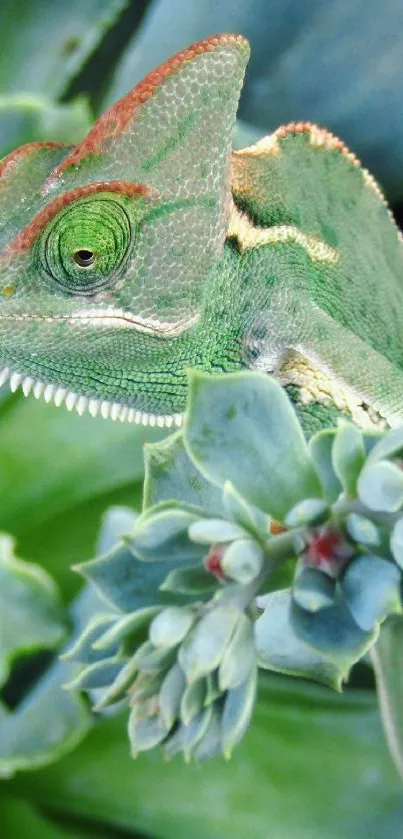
left=0, top=33, right=402, bottom=437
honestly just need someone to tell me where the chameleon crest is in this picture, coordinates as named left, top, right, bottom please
left=0, top=34, right=402, bottom=432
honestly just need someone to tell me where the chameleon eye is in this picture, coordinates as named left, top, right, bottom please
left=73, top=248, right=96, bottom=268
left=39, top=196, right=132, bottom=294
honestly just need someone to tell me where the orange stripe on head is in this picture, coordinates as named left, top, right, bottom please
left=45, top=34, right=248, bottom=182
left=0, top=142, right=68, bottom=181
left=3, top=181, right=156, bottom=255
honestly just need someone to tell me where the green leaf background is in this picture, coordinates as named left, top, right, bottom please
left=1, top=1, right=403, bottom=836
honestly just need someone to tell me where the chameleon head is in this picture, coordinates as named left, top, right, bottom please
left=0, top=34, right=250, bottom=425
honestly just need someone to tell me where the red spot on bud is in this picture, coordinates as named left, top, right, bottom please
left=304, top=528, right=352, bottom=578
left=204, top=544, right=227, bottom=582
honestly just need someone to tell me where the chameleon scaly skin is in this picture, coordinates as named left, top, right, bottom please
left=0, top=34, right=402, bottom=435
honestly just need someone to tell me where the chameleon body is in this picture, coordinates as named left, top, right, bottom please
left=0, top=34, right=402, bottom=436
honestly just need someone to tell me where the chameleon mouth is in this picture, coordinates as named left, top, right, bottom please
left=0, top=309, right=200, bottom=338
left=0, top=365, right=183, bottom=427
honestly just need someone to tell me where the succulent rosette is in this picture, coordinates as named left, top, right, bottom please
left=66, top=371, right=403, bottom=762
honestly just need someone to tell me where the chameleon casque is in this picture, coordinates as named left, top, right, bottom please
left=0, top=33, right=403, bottom=436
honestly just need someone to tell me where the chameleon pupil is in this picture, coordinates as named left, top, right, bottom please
left=74, top=249, right=95, bottom=267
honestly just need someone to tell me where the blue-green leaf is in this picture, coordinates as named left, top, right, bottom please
left=358, top=461, right=403, bottom=512
left=188, top=518, right=246, bottom=544
left=345, top=513, right=380, bottom=547
left=143, top=430, right=225, bottom=516
left=221, top=665, right=257, bottom=759
left=178, top=606, right=240, bottom=683
left=291, top=595, right=377, bottom=674
left=126, top=507, right=204, bottom=563
left=160, top=564, right=218, bottom=596
left=340, top=555, right=402, bottom=631
left=309, top=429, right=342, bottom=503
left=366, top=426, right=403, bottom=465
left=332, top=421, right=365, bottom=497
left=76, top=541, right=192, bottom=614
left=293, top=566, right=336, bottom=613
left=255, top=589, right=343, bottom=689
left=0, top=533, right=66, bottom=688
left=223, top=481, right=271, bottom=540
left=185, top=371, right=321, bottom=520
left=390, top=517, right=403, bottom=569
left=285, top=498, right=329, bottom=528
left=159, top=663, right=187, bottom=729
left=221, top=538, right=264, bottom=584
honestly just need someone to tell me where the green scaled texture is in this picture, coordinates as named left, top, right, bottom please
left=0, top=35, right=401, bottom=432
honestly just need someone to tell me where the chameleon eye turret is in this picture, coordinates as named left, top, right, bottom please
left=38, top=195, right=133, bottom=295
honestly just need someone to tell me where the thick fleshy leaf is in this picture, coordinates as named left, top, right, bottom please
left=309, top=429, right=342, bottom=503
left=221, top=538, right=264, bottom=584
left=218, top=614, right=255, bottom=690
left=160, top=564, right=218, bottom=596
left=284, top=498, right=329, bottom=528
left=12, top=672, right=403, bottom=838
left=96, top=506, right=139, bottom=556
left=93, top=655, right=138, bottom=712
left=292, top=595, right=377, bottom=674
left=345, top=513, right=380, bottom=547
left=133, top=640, right=177, bottom=674
left=66, top=657, right=123, bottom=691
left=76, top=540, right=194, bottom=614
left=0, top=0, right=128, bottom=97
left=255, top=589, right=343, bottom=689
left=164, top=706, right=212, bottom=761
left=0, top=534, right=66, bottom=688
left=390, top=517, right=403, bottom=569
left=221, top=665, right=257, bottom=759
left=180, top=678, right=206, bottom=726
left=128, top=710, right=169, bottom=755
left=222, top=481, right=271, bottom=540
left=125, top=508, right=204, bottom=563
left=340, top=555, right=402, bottom=631
left=93, top=606, right=161, bottom=652
left=193, top=706, right=222, bottom=763
left=143, top=431, right=224, bottom=516
left=185, top=371, right=321, bottom=520
left=188, top=518, right=246, bottom=544
left=178, top=606, right=240, bottom=683
left=149, top=606, right=195, bottom=649
left=62, top=613, right=118, bottom=665
left=331, top=421, right=365, bottom=497
left=371, top=615, right=403, bottom=781
left=358, top=461, right=403, bottom=512
left=366, top=425, right=403, bottom=465
left=293, top=566, right=336, bottom=613
left=159, top=663, right=186, bottom=729
left=0, top=587, right=97, bottom=778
